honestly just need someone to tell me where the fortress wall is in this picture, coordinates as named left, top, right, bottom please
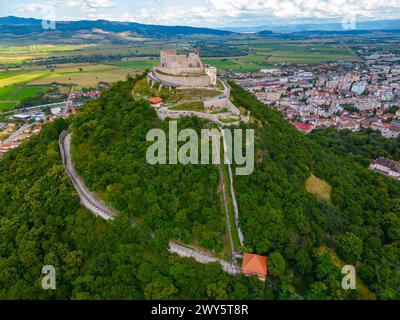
left=155, top=72, right=211, bottom=87
left=160, top=51, right=204, bottom=76
left=158, top=66, right=205, bottom=76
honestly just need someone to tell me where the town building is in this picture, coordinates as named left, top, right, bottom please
left=147, top=97, right=164, bottom=108
left=370, top=157, right=400, bottom=180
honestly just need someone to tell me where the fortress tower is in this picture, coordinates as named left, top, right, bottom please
left=159, top=50, right=204, bottom=76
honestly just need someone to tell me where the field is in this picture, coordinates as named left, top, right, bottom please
left=0, top=85, right=49, bottom=109
left=29, top=64, right=140, bottom=87
left=112, top=59, right=159, bottom=70
left=0, top=64, right=142, bottom=110
left=0, top=101, right=17, bottom=111
left=0, top=71, right=51, bottom=87
left=169, top=100, right=205, bottom=112
left=0, top=35, right=358, bottom=111
left=0, top=44, right=97, bottom=64
left=305, top=174, right=332, bottom=201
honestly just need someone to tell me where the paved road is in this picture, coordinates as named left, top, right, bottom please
left=169, top=241, right=241, bottom=275
left=0, top=123, right=33, bottom=145
left=59, top=131, right=114, bottom=220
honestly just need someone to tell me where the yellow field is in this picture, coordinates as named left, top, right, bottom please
left=0, top=44, right=96, bottom=64
left=29, top=66, right=140, bottom=87
left=0, top=71, right=51, bottom=88
left=305, top=174, right=332, bottom=201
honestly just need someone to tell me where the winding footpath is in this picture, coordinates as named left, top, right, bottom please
left=58, top=80, right=244, bottom=274
left=169, top=241, right=241, bottom=275
left=59, top=131, right=114, bottom=220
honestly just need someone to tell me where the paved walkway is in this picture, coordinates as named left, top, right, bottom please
left=168, top=241, right=242, bottom=275
left=221, top=129, right=245, bottom=246
left=59, top=131, right=114, bottom=220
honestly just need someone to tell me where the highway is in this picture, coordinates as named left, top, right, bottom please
left=59, top=131, right=114, bottom=220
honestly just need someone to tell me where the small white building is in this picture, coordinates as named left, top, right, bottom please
left=50, top=107, right=62, bottom=115
left=370, top=157, right=400, bottom=180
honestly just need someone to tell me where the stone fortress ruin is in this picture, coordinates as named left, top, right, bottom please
left=148, top=50, right=217, bottom=88
left=143, top=49, right=250, bottom=126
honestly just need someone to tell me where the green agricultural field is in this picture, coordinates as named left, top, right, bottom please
left=0, top=101, right=16, bottom=111
left=0, top=71, right=51, bottom=87
left=0, top=85, right=50, bottom=111
left=0, top=85, right=48, bottom=101
left=203, top=58, right=268, bottom=72
left=112, top=59, right=159, bottom=70
left=0, top=44, right=97, bottom=65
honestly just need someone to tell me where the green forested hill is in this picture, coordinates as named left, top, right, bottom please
left=0, top=79, right=270, bottom=300
left=229, top=81, right=400, bottom=299
left=0, top=77, right=398, bottom=299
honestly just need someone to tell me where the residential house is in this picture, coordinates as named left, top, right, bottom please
left=370, top=157, right=400, bottom=180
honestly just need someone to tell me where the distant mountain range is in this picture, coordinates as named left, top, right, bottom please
left=1, top=16, right=400, bottom=42
left=224, top=19, right=400, bottom=33
left=0, top=16, right=235, bottom=38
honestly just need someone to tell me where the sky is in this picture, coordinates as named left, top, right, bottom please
left=1, top=0, right=400, bottom=28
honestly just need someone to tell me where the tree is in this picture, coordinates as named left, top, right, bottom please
left=336, top=232, right=363, bottom=264
left=268, top=251, right=286, bottom=279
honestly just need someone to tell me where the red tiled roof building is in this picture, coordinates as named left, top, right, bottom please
left=242, top=253, right=267, bottom=281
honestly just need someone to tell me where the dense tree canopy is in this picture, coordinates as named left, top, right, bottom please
left=229, top=80, right=400, bottom=299
left=0, top=77, right=398, bottom=300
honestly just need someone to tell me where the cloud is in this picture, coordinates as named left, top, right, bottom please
left=14, top=0, right=400, bottom=26
left=63, top=0, right=115, bottom=9
left=206, top=0, right=400, bottom=20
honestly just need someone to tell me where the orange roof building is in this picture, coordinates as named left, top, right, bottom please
left=147, top=97, right=164, bottom=107
left=242, top=253, right=267, bottom=281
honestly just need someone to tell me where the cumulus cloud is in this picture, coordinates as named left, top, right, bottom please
left=14, top=0, right=400, bottom=26
left=206, top=0, right=400, bottom=19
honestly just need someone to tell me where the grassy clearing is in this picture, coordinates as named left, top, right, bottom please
left=305, top=174, right=332, bottom=201
left=133, top=77, right=221, bottom=103
left=319, top=246, right=376, bottom=300
left=169, top=100, right=205, bottom=112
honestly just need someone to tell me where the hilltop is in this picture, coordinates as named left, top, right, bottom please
left=0, top=76, right=399, bottom=299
